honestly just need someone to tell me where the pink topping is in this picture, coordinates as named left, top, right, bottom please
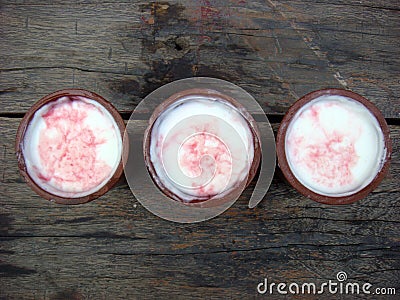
left=37, top=100, right=112, bottom=192
left=287, top=103, right=360, bottom=188
left=178, top=133, right=232, bottom=196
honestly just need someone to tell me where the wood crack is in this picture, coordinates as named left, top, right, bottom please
left=97, top=244, right=399, bottom=257
left=287, top=0, right=400, bottom=12
left=0, top=66, right=142, bottom=76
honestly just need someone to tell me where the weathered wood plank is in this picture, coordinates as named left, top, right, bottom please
left=0, top=241, right=398, bottom=299
left=1, top=0, right=398, bottom=117
left=270, top=0, right=400, bottom=116
left=1, top=0, right=399, bottom=298
left=1, top=116, right=399, bottom=298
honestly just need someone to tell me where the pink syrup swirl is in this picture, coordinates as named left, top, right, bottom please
left=287, top=101, right=362, bottom=190
left=36, top=99, right=112, bottom=193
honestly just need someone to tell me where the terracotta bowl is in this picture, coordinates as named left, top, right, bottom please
left=276, top=88, right=391, bottom=205
left=16, top=89, right=125, bottom=205
left=143, top=88, right=262, bottom=207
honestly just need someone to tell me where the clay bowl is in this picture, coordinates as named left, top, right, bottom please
left=143, top=88, right=262, bottom=208
left=16, top=89, right=125, bottom=205
left=276, top=88, right=391, bottom=205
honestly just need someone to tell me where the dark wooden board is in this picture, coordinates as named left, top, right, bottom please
left=1, top=0, right=399, bottom=117
left=1, top=0, right=399, bottom=298
left=1, top=117, right=399, bottom=299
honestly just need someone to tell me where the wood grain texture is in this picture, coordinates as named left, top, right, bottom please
left=1, top=0, right=399, bottom=299
left=0, top=0, right=399, bottom=117
left=1, top=117, right=399, bottom=299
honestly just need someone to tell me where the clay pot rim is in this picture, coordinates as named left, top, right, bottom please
left=15, top=88, right=126, bottom=205
left=276, top=88, right=392, bottom=205
left=143, top=88, right=262, bottom=208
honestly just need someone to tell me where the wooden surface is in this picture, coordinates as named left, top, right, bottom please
left=1, top=0, right=399, bottom=299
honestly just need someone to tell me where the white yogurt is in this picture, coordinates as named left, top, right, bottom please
left=285, top=95, right=385, bottom=196
left=149, top=94, right=255, bottom=202
left=23, top=96, right=122, bottom=198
